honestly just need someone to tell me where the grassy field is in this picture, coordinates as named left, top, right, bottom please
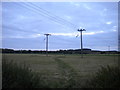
left=2, top=54, right=119, bottom=87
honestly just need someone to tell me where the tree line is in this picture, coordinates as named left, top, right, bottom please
left=0, top=48, right=119, bottom=54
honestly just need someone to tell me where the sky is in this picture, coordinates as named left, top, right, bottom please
left=2, top=2, right=118, bottom=51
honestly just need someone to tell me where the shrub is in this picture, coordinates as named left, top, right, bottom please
left=84, top=65, right=120, bottom=88
left=2, top=59, right=45, bottom=88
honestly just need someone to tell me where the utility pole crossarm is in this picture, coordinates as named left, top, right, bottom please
left=44, top=33, right=51, bottom=37
left=77, top=29, right=86, bottom=32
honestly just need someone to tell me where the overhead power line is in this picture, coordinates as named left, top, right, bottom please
left=17, top=2, right=77, bottom=30
left=29, top=2, right=77, bottom=29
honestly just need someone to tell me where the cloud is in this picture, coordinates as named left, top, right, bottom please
left=113, top=26, right=117, bottom=28
left=18, top=15, right=26, bottom=20
left=64, top=15, right=72, bottom=21
left=69, top=2, right=80, bottom=7
left=3, top=33, right=42, bottom=39
left=50, top=31, right=105, bottom=37
left=103, top=8, right=107, bottom=11
left=83, top=32, right=95, bottom=35
left=83, top=4, right=92, bottom=10
left=51, top=33, right=76, bottom=36
left=110, top=25, right=117, bottom=32
left=106, top=21, right=112, bottom=25
left=31, top=34, right=41, bottom=38
left=112, top=30, right=117, bottom=32
left=5, top=31, right=105, bottom=38
left=100, top=8, right=107, bottom=17
left=84, top=31, right=105, bottom=35
left=74, top=3, right=80, bottom=7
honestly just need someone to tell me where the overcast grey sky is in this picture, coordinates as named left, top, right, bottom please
left=2, top=2, right=118, bottom=51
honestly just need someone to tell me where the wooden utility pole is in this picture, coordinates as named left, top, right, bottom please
left=77, top=29, right=86, bottom=58
left=44, top=34, right=51, bottom=56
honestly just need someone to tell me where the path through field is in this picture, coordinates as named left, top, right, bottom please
left=53, top=56, right=81, bottom=87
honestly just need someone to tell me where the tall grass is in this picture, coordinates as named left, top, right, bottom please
left=84, top=65, right=120, bottom=88
left=2, top=59, right=46, bottom=88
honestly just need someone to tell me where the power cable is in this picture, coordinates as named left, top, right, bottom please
left=29, top=2, right=77, bottom=29
left=17, top=2, right=77, bottom=30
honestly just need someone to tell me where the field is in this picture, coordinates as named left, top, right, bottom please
left=2, top=54, right=119, bottom=87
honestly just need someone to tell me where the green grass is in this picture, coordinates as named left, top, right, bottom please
left=2, top=59, right=44, bottom=88
left=2, top=54, right=119, bottom=88
left=84, top=65, right=120, bottom=88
